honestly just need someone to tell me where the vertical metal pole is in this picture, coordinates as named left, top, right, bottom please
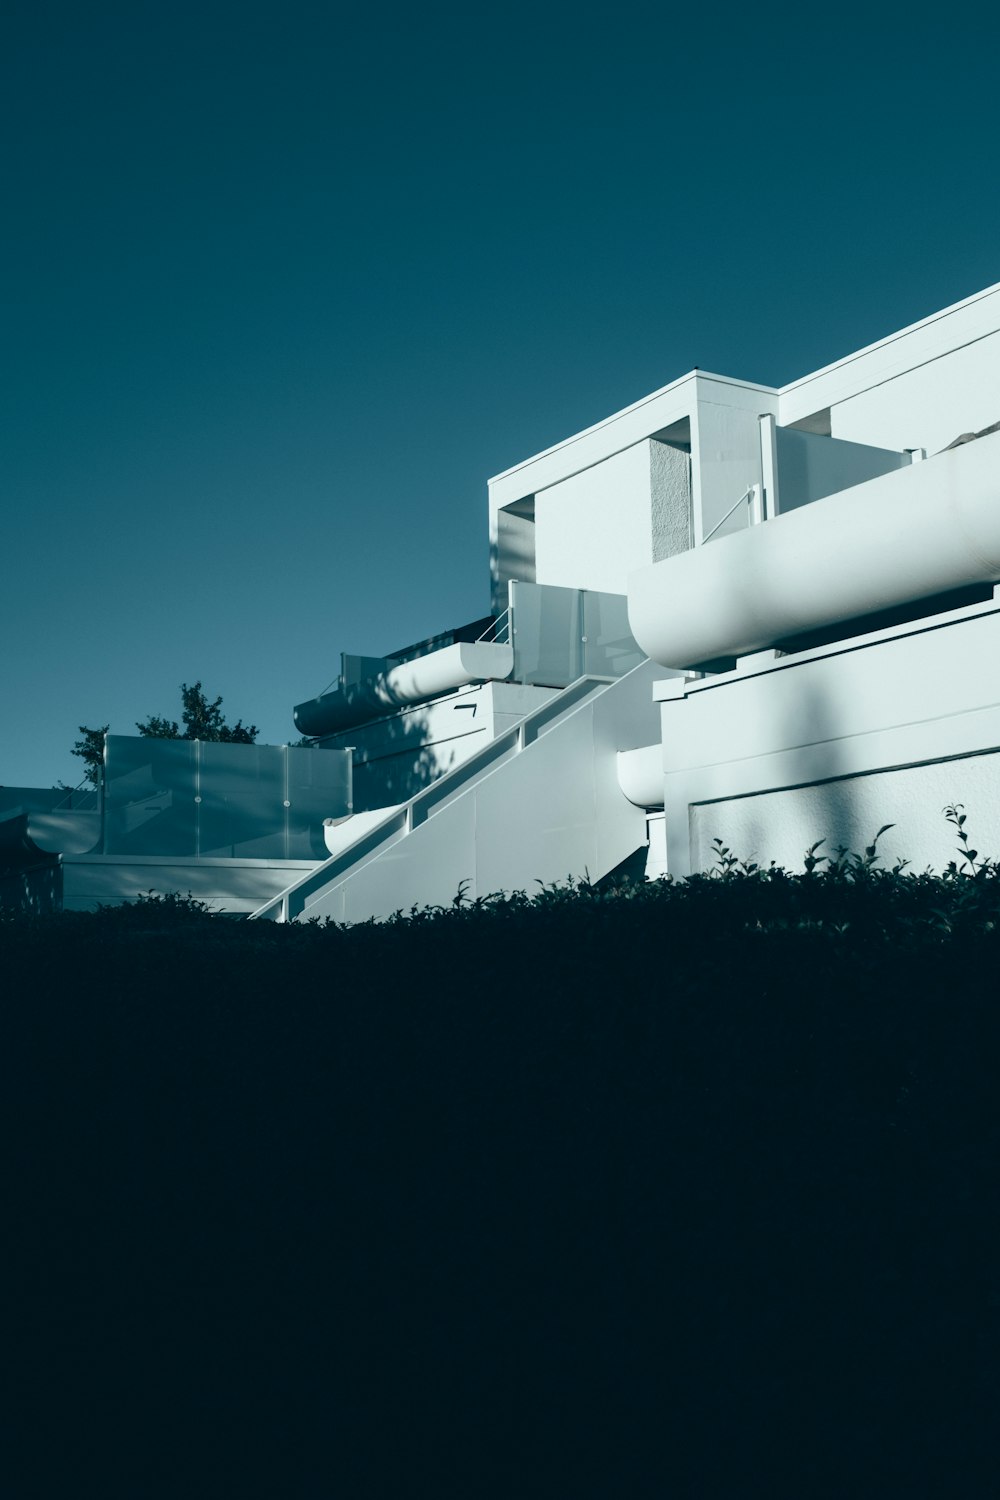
left=283, top=744, right=290, bottom=860
left=508, top=579, right=518, bottom=682
left=194, top=740, right=201, bottom=859
left=100, top=734, right=108, bottom=856
left=758, top=413, right=779, bottom=520
left=578, top=587, right=587, bottom=678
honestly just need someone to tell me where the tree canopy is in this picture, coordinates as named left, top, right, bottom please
left=136, top=682, right=258, bottom=745
left=72, top=682, right=259, bottom=786
left=70, top=726, right=110, bottom=788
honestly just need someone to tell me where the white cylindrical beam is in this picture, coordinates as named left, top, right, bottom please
left=294, top=642, right=514, bottom=737
left=375, top=642, right=514, bottom=707
left=628, top=432, right=1000, bottom=670
left=616, top=744, right=664, bottom=808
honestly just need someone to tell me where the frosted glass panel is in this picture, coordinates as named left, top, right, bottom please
left=511, top=581, right=583, bottom=686
left=583, top=591, right=645, bottom=678
left=287, top=744, right=353, bottom=858
left=510, top=581, right=642, bottom=687
left=103, top=738, right=198, bottom=856
left=199, top=743, right=286, bottom=859
left=102, top=737, right=351, bottom=859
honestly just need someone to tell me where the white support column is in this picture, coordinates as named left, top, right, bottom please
left=758, top=413, right=779, bottom=519
left=748, top=483, right=764, bottom=527
left=654, top=678, right=695, bottom=877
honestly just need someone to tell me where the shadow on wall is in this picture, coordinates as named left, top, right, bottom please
left=0, top=817, right=61, bottom=914
left=691, top=536, right=914, bottom=872
left=736, top=665, right=862, bottom=872
left=731, top=531, right=1000, bottom=871
left=340, top=697, right=478, bottom=814
left=491, top=498, right=536, bottom=614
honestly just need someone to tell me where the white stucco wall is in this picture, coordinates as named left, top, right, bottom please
left=534, top=441, right=654, bottom=594
left=690, top=753, right=1000, bottom=876
left=650, top=439, right=692, bottom=560
left=829, top=331, right=1000, bottom=455
left=654, top=594, right=1000, bottom=877
left=531, top=437, right=692, bottom=594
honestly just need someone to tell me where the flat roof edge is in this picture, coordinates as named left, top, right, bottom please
left=777, top=278, right=1000, bottom=397
left=489, top=279, right=1000, bottom=491
left=488, top=370, right=778, bottom=488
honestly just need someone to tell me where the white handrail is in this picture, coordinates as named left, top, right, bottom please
left=249, top=672, right=615, bottom=922
left=702, top=484, right=762, bottom=543
left=476, top=607, right=510, bottom=645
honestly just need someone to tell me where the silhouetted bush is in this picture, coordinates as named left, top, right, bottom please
left=4, top=815, right=998, bottom=1496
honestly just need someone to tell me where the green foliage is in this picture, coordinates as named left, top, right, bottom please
left=137, top=681, right=258, bottom=743
left=6, top=811, right=997, bottom=1495
left=131, top=889, right=213, bottom=915
left=71, top=683, right=258, bottom=783
left=71, top=724, right=110, bottom=787
left=135, top=714, right=181, bottom=739
left=943, top=801, right=982, bottom=875
left=10, top=804, right=1000, bottom=952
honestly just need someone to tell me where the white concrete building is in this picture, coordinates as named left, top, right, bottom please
left=6, top=280, right=1000, bottom=916
left=250, top=278, right=1000, bottom=919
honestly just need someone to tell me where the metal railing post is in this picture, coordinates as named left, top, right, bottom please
left=758, top=413, right=778, bottom=519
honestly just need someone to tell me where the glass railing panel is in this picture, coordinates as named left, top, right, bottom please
left=103, top=736, right=198, bottom=856
left=582, top=590, right=644, bottom=678
left=197, top=742, right=287, bottom=859
left=286, top=746, right=353, bottom=859
left=103, top=737, right=352, bottom=860
left=510, top=581, right=584, bottom=687
left=775, top=427, right=909, bottom=514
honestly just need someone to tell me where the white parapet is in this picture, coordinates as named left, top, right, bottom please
left=322, top=805, right=405, bottom=857
left=616, top=744, right=664, bottom=809
left=627, top=430, right=1000, bottom=670
left=377, top=642, right=514, bottom=706
left=294, top=642, right=514, bottom=737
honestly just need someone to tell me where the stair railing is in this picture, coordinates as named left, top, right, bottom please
left=249, top=671, right=615, bottom=922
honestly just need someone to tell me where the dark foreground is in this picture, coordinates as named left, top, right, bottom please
left=4, top=869, right=998, bottom=1496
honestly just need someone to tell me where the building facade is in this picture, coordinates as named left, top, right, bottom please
left=257, top=279, right=1000, bottom=919
left=6, top=280, right=1000, bottom=915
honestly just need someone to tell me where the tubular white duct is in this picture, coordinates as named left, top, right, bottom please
left=627, top=432, right=1000, bottom=670
left=616, top=745, right=664, bottom=808
left=294, top=642, right=514, bottom=737
left=323, top=805, right=405, bottom=857
left=379, top=642, right=514, bottom=705
left=25, top=811, right=102, bottom=855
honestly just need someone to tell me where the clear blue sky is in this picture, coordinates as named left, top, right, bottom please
left=3, top=1, right=999, bottom=788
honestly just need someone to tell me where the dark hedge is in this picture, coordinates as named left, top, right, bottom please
left=3, top=846, right=999, bottom=1497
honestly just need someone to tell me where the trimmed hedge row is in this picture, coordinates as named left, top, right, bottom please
left=3, top=823, right=998, bottom=1496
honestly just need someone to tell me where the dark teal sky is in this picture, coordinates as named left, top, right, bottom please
left=3, top=1, right=999, bottom=787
